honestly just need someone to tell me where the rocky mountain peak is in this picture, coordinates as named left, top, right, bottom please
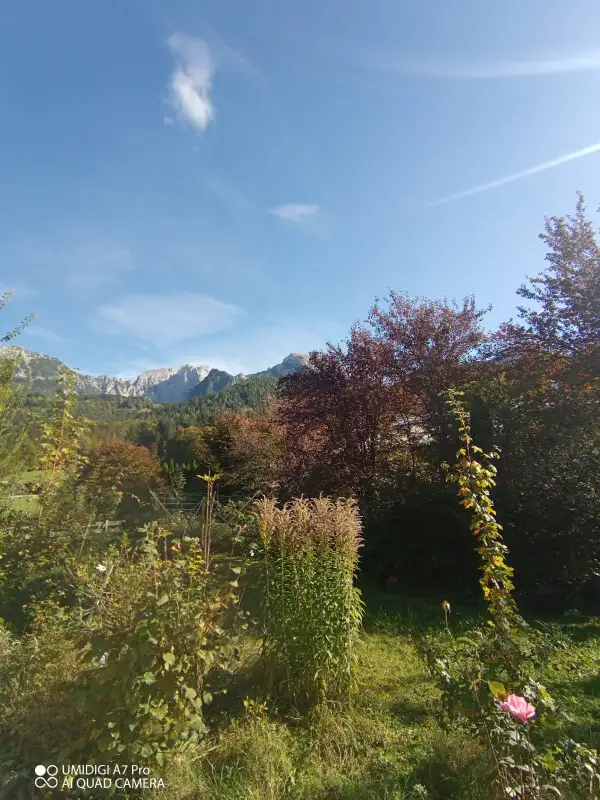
left=0, top=346, right=310, bottom=404
left=249, top=352, right=310, bottom=379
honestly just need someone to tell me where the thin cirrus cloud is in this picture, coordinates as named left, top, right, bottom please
left=94, top=292, right=245, bottom=348
left=1, top=235, right=134, bottom=294
left=361, top=50, right=600, bottom=80
left=206, top=176, right=249, bottom=215
left=427, top=141, right=600, bottom=208
left=270, top=204, right=320, bottom=223
left=65, top=242, right=134, bottom=292
left=22, top=325, right=68, bottom=344
left=166, top=34, right=215, bottom=132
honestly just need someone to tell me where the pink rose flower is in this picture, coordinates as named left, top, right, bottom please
left=499, top=694, right=536, bottom=723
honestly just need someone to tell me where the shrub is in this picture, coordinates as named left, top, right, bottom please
left=255, top=497, right=364, bottom=707
left=81, top=439, right=164, bottom=517
left=0, top=369, right=117, bottom=629
left=0, top=604, right=88, bottom=796
left=75, top=521, right=242, bottom=766
left=420, top=390, right=599, bottom=799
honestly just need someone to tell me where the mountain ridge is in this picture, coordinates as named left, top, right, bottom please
left=0, top=345, right=310, bottom=403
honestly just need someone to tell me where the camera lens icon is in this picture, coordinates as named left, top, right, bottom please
left=34, top=765, right=59, bottom=788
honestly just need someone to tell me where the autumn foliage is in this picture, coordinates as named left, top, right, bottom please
left=165, top=408, right=283, bottom=495
left=82, top=440, right=164, bottom=506
left=277, top=293, right=488, bottom=499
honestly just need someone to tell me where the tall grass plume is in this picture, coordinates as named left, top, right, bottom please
left=255, top=497, right=364, bottom=708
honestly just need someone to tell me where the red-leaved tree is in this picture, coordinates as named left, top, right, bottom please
left=278, top=327, right=404, bottom=497
left=278, top=292, right=488, bottom=499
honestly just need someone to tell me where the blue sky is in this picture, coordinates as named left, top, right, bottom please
left=2, top=0, right=600, bottom=378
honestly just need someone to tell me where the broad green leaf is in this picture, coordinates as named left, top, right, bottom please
left=488, top=681, right=506, bottom=699
left=162, top=652, right=176, bottom=668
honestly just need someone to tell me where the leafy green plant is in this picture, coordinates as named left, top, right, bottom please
left=37, top=367, right=89, bottom=487
left=0, top=289, right=34, bottom=343
left=0, top=363, right=28, bottom=479
left=0, top=368, right=114, bottom=628
left=419, top=389, right=599, bottom=799
left=0, top=292, right=35, bottom=478
left=76, top=521, right=242, bottom=765
left=198, top=471, right=220, bottom=569
left=0, top=602, right=89, bottom=797
left=255, top=497, right=364, bottom=708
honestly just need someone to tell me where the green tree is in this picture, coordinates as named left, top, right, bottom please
left=489, top=193, right=600, bottom=384
left=0, top=290, right=34, bottom=475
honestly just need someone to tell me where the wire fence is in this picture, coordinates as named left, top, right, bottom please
left=161, top=491, right=249, bottom=512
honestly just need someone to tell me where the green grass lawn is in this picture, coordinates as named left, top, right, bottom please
left=1, top=469, right=64, bottom=515
left=0, top=584, right=596, bottom=799
left=8, top=469, right=65, bottom=485
left=17, top=469, right=46, bottom=483
left=7, top=495, right=40, bottom=514
left=143, top=592, right=600, bottom=800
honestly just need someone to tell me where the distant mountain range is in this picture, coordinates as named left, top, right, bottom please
left=0, top=346, right=310, bottom=404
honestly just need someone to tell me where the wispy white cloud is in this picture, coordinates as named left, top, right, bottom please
left=65, top=242, right=134, bottom=292
left=22, top=325, right=67, bottom=344
left=166, top=34, right=215, bottom=132
left=94, top=292, right=244, bottom=347
left=427, top=141, right=600, bottom=208
left=357, top=50, right=600, bottom=80
left=209, top=36, right=264, bottom=85
left=1, top=235, right=134, bottom=294
left=270, top=204, right=320, bottom=223
left=206, top=176, right=249, bottom=215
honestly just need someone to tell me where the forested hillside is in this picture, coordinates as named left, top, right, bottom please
left=14, top=374, right=280, bottom=471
